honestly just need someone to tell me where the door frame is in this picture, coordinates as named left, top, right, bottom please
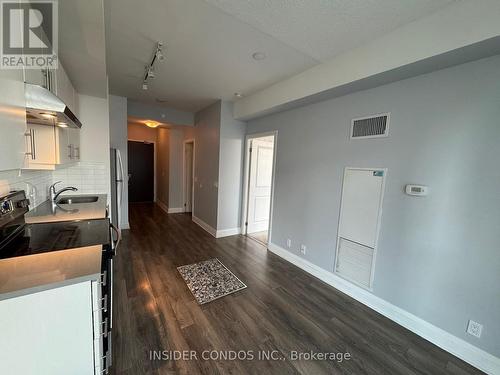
left=182, top=139, right=195, bottom=214
left=240, top=131, right=278, bottom=246
left=127, top=139, right=156, bottom=202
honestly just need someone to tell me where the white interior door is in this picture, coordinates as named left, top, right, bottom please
left=184, top=142, right=194, bottom=212
left=247, top=137, right=274, bottom=234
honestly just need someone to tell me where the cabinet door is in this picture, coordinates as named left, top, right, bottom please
left=24, top=124, right=57, bottom=169
left=55, top=126, right=72, bottom=164
left=55, top=64, right=76, bottom=112
left=0, top=282, right=95, bottom=375
left=0, top=70, right=27, bottom=171
left=69, top=128, right=81, bottom=161
left=24, top=68, right=48, bottom=88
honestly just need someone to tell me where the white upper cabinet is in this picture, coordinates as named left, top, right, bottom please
left=0, top=69, right=27, bottom=171
left=55, top=63, right=77, bottom=115
left=24, top=68, right=49, bottom=88
left=24, top=124, right=57, bottom=170
left=22, top=62, right=81, bottom=170
left=24, top=64, right=78, bottom=116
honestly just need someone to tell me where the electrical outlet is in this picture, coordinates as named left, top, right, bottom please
left=466, top=320, right=483, bottom=338
left=300, top=244, right=306, bottom=255
left=286, top=239, right=292, bottom=248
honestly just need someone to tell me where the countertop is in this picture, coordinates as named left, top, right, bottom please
left=0, top=245, right=102, bottom=301
left=24, top=194, right=108, bottom=224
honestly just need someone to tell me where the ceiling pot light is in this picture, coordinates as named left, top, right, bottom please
left=252, top=52, right=266, bottom=61
left=142, top=82, right=148, bottom=90
left=234, top=92, right=243, bottom=98
left=144, top=120, right=160, bottom=128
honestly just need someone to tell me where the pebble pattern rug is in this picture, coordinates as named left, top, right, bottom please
left=177, top=258, right=247, bottom=304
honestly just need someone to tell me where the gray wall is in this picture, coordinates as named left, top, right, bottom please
left=217, top=101, right=246, bottom=230
left=157, top=128, right=170, bottom=207
left=168, top=128, right=185, bottom=210
left=128, top=100, right=194, bottom=126
left=246, top=55, right=500, bottom=356
left=108, top=95, right=129, bottom=228
left=193, top=101, right=221, bottom=228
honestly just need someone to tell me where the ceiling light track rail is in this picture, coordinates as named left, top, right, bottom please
left=142, top=41, right=164, bottom=90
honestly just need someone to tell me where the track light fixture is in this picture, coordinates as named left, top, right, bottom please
left=142, top=41, right=164, bottom=90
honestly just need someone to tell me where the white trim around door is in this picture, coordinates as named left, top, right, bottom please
left=241, top=131, right=278, bottom=246
left=182, top=139, right=195, bottom=214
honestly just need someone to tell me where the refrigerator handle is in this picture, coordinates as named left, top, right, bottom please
left=116, top=150, right=124, bottom=206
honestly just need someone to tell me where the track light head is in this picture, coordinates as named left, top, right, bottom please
left=142, top=82, right=148, bottom=90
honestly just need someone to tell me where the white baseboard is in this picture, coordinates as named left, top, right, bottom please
left=192, top=215, right=217, bottom=237
left=216, top=227, right=241, bottom=238
left=168, top=207, right=185, bottom=214
left=267, top=242, right=500, bottom=375
left=156, top=201, right=168, bottom=214
left=119, top=222, right=130, bottom=230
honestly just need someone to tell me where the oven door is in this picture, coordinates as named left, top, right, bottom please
left=101, top=223, right=120, bottom=370
left=101, top=254, right=113, bottom=370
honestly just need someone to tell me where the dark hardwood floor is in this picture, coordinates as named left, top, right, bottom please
left=112, top=203, right=484, bottom=375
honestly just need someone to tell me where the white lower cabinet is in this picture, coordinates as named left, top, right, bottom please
left=0, top=280, right=106, bottom=375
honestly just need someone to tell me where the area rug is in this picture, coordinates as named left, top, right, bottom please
left=177, top=258, right=247, bottom=304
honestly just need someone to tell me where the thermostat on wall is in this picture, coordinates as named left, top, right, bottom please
left=405, top=185, right=428, bottom=196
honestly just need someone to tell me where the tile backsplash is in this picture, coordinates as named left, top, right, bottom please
left=0, top=161, right=109, bottom=208
left=52, top=162, right=109, bottom=196
left=0, top=169, right=53, bottom=207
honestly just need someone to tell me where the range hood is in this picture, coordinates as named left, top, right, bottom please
left=25, top=83, right=82, bottom=128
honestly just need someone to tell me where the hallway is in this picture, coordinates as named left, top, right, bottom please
left=112, top=204, right=482, bottom=375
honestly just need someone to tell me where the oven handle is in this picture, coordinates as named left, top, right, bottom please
left=110, top=223, right=121, bottom=255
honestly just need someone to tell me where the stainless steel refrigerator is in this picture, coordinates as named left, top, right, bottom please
left=110, top=148, right=124, bottom=228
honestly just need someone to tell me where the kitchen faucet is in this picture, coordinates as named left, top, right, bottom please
left=49, top=181, right=78, bottom=202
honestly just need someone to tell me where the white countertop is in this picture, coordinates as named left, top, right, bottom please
left=0, top=245, right=102, bottom=300
left=24, top=194, right=108, bottom=224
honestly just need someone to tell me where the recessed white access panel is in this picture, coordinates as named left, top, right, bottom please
left=335, top=168, right=386, bottom=289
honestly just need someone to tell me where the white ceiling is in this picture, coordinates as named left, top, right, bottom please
left=59, top=0, right=107, bottom=98
left=105, top=0, right=456, bottom=112
left=204, top=0, right=456, bottom=62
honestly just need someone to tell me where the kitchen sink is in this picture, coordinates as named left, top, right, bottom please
left=57, top=196, right=99, bottom=204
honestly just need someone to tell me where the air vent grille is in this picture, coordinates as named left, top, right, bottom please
left=351, top=113, right=389, bottom=139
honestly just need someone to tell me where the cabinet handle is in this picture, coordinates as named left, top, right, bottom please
left=101, top=353, right=109, bottom=374
left=100, top=296, right=108, bottom=313
left=31, top=129, right=36, bottom=160
left=100, top=270, right=107, bottom=287
left=42, top=69, right=48, bottom=89
left=24, top=131, right=33, bottom=159
left=101, top=317, right=108, bottom=337
left=68, top=145, right=73, bottom=159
